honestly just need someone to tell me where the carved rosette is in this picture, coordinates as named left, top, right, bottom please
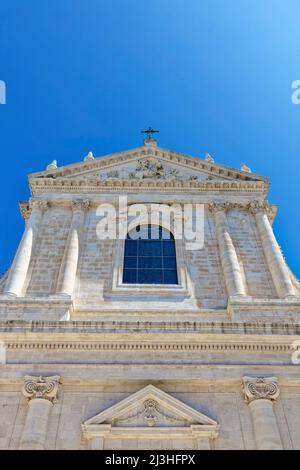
left=22, top=375, right=60, bottom=404
left=72, top=199, right=90, bottom=212
left=243, top=376, right=280, bottom=404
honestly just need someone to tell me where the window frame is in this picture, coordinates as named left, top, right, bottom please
left=122, top=226, right=179, bottom=286
left=108, top=224, right=191, bottom=299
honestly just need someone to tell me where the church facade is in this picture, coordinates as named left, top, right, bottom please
left=0, top=138, right=300, bottom=450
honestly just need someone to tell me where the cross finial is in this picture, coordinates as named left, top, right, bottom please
left=141, top=126, right=159, bottom=141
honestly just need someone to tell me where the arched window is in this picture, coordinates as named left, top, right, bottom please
left=123, top=225, right=178, bottom=285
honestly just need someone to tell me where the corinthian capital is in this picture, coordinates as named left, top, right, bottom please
left=72, top=199, right=90, bottom=212
left=19, top=202, right=31, bottom=221
left=208, top=202, right=232, bottom=213
left=22, top=375, right=60, bottom=403
left=29, top=200, right=49, bottom=212
left=248, top=201, right=267, bottom=214
left=243, top=376, right=280, bottom=404
left=248, top=201, right=277, bottom=221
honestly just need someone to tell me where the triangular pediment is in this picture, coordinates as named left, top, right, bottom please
left=29, top=144, right=266, bottom=184
left=83, top=385, right=217, bottom=429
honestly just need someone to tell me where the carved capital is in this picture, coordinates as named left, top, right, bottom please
left=19, top=202, right=31, bottom=221
left=243, top=376, right=280, bottom=404
left=248, top=201, right=267, bottom=214
left=248, top=201, right=277, bottom=220
left=208, top=202, right=231, bottom=213
left=29, top=200, right=49, bottom=213
left=22, top=375, right=60, bottom=403
left=72, top=199, right=90, bottom=212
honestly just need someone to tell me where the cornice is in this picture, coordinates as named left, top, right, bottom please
left=29, top=178, right=268, bottom=197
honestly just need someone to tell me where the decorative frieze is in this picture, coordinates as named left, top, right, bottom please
left=5, top=341, right=293, bottom=352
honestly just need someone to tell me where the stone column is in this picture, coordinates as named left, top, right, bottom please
left=20, top=375, right=60, bottom=450
left=249, top=202, right=295, bottom=299
left=243, top=376, right=283, bottom=450
left=209, top=203, right=247, bottom=298
left=57, top=199, right=89, bottom=296
left=4, top=200, right=48, bottom=297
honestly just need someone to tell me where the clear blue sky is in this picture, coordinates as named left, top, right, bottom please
left=0, top=0, right=300, bottom=277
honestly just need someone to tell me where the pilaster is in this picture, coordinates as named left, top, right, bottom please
left=20, top=375, right=60, bottom=449
left=243, top=376, right=282, bottom=450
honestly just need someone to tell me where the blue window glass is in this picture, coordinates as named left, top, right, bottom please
left=123, top=225, right=178, bottom=285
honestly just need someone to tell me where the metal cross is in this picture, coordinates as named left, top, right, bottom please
left=141, top=126, right=160, bottom=140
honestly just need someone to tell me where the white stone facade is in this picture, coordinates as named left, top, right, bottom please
left=0, top=139, right=300, bottom=449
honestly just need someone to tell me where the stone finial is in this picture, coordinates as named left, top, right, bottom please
left=84, top=151, right=94, bottom=162
left=46, top=160, right=57, bottom=171
left=204, top=153, right=214, bottom=163
left=241, top=163, right=251, bottom=173
left=22, top=375, right=60, bottom=403
left=143, top=139, right=158, bottom=147
left=242, top=376, right=280, bottom=404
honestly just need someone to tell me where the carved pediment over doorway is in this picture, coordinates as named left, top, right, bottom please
left=82, top=385, right=219, bottom=449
